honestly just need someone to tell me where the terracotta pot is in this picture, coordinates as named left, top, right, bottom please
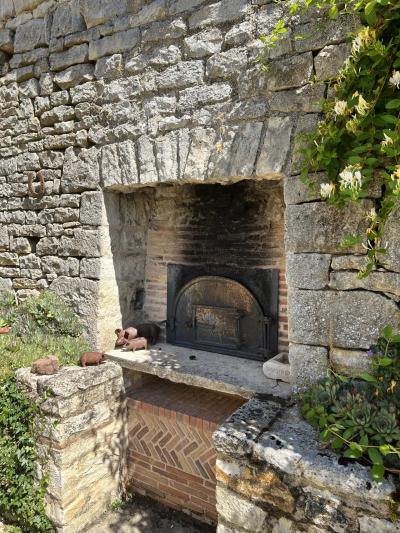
left=0, top=326, right=11, bottom=335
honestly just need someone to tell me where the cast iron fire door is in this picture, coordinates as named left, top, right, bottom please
left=167, top=264, right=279, bottom=361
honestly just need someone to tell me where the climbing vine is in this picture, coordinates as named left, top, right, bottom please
left=259, top=0, right=400, bottom=277
left=0, top=377, right=52, bottom=533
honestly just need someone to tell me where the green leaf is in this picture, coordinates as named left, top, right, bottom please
left=386, top=100, right=400, bottom=110
left=344, top=448, right=362, bottom=459
left=360, top=435, right=369, bottom=447
left=368, top=448, right=383, bottom=465
left=383, top=325, right=393, bottom=340
left=358, top=372, right=377, bottom=383
left=379, top=445, right=391, bottom=456
left=364, top=1, right=377, bottom=25
left=331, top=437, right=344, bottom=450
left=377, top=357, right=393, bottom=366
left=371, top=464, right=385, bottom=481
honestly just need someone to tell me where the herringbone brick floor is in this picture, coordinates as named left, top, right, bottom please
left=127, top=377, right=244, bottom=524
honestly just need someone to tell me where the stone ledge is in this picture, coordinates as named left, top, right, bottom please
left=105, top=343, right=291, bottom=399
left=215, top=398, right=398, bottom=517
left=16, top=362, right=122, bottom=398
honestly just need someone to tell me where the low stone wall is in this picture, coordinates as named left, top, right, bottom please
left=214, top=398, right=400, bottom=533
left=16, top=363, right=127, bottom=533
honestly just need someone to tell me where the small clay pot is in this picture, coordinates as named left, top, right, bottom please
left=0, top=326, right=11, bottom=335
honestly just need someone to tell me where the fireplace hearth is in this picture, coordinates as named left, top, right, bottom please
left=167, top=264, right=279, bottom=361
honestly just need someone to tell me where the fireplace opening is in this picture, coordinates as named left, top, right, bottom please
left=105, top=178, right=287, bottom=358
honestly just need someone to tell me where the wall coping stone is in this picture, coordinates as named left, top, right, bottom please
left=16, top=362, right=122, bottom=398
left=215, top=397, right=398, bottom=516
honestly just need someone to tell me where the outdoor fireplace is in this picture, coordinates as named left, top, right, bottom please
left=166, top=264, right=279, bottom=361
left=105, top=178, right=288, bottom=355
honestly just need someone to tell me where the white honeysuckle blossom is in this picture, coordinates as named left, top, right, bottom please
left=381, top=133, right=394, bottom=147
left=389, top=70, right=400, bottom=89
left=355, top=94, right=369, bottom=116
left=366, top=208, right=377, bottom=221
left=339, top=166, right=363, bottom=190
left=351, top=27, right=376, bottom=55
left=320, top=182, right=335, bottom=199
left=334, top=100, right=348, bottom=116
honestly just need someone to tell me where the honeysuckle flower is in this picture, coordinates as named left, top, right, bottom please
left=320, top=182, right=335, bottom=199
left=345, top=116, right=359, bottom=134
left=381, top=133, right=394, bottom=147
left=389, top=70, right=400, bottom=89
left=334, top=100, right=348, bottom=116
left=355, top=94, right=369, bottom=116
left=391, top=165, right=400, bottom=180
left=351, top=27, right=376, bottom=55
left=366, top=208, right=377, bottom=221
left=339, top=165, right=363, bottom=190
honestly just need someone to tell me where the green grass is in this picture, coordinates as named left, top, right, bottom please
left=0, top=290, right=90, bottom=379
left=0, top=332, right=90, bottom=380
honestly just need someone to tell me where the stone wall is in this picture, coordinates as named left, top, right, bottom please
left=214, top=397, right=400, bottom=533
left=0, top=0, right=399, bottom=373
left=16, top=363, right=127, bottom=533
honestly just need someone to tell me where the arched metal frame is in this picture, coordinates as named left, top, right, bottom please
left=167, top=265, right=278, bottom=361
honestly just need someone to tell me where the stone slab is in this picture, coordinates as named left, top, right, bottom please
left=105, top=343, right=291, bottom=399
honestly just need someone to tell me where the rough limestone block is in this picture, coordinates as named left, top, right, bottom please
left=268, top=84, right=325, bottom=113
left=256, top=117, right=293, bottom=176
left=81, top=0, right=129, bottom=29
left=179, top=82, right=232, bottom=110
left=214, top=397, right=283, bottom=459
left=80, top=191, right=104, bottom=226
left=183, top=28, right=223, bottom=58
left=359, top=516, right=400, bottom=533
left=382, top=204, right=400, bottom=273
left=284, top=173, right=326, bottom=205
left=189, top=0, right=249, bottom=29
left=266, top=52, right=313, bottom=91
left=50, top=44, right=89, bottom=72
left=206, top=47, right=248, bottom=79
left=80, top=258, right=101, bottom=279
left=0, top=278, right=12, bottom=291
left=331, top=255, right=367, bottom=270
left=0, top=0, right=15, bottom=21
left=289, top=343, right=328, bottom=387
left=155, top=131, right=179, bottom=182
left=314, top=43, right=351, bottom=80
left=142, top=18, right=187, bottom=43
left=169, top=0, right=205, bottom=15
left=226, top=122, right=263, bottom=178
left=330, top=348, right=370, bottom=376
left=288, top=289, right=400, bottom=350
left=286, top=253, right=331, bottom=290
left=329, top=271, right=400, bottom=298
left=89, top=29, right=140, bottom=61
left=54, top=64, right=95, bottom=89
left=14, top=19, right=48, bottom=53
left=156, top=60, right=204, bottom=90
left=216, top=486, right=267, bottom=532
left=285, top=200, right=373, bottom=254
left=137, top=136, right=158, bottom=184
left=42, top=256, right=80, bottom=277
left=130, top=0, right=168, bottom=27
left=51, top=0, right=85, bottom=38
left=101, top=140, right=139, bottom=189
left=294, top=15, right=359, bottom=53
left=94, top=54, right=123, bottom=80
left=62, top=146, right=100, bottom=193
left=0, top=29, right=14, bottom=54
left=59, top=231, right=101, bottom=259
left=180, top=127, right=216, bottom=181
left=225, top=21, right=253, bottom=46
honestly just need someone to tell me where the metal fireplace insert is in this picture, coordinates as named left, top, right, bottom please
left=166, top=264, right=279, bottom=361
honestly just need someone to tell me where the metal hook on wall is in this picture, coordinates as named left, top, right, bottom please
left=27, top=171, right=45, bottom=198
